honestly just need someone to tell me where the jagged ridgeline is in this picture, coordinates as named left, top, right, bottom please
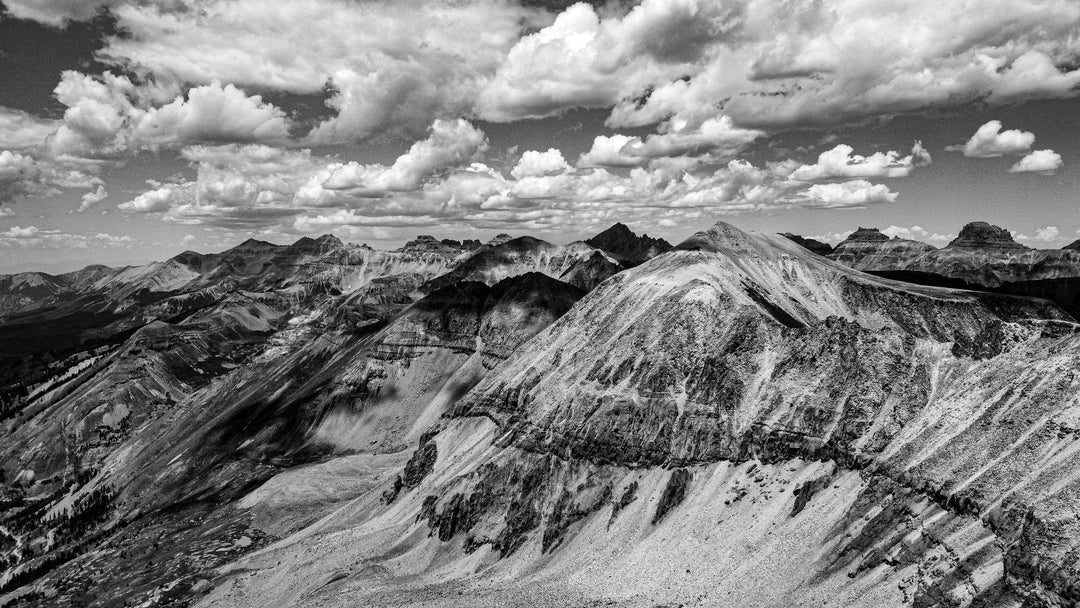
left=782, top=221, right=1080, bottom=320
left=2, top=221, right=1080, bottom=607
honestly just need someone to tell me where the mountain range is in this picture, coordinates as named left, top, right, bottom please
left=1, top=220, right=1079, bottom=607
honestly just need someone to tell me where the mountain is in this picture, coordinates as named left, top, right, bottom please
left=5, top=222, right=1080, bottom=608
left=945, top=221, right=1028, bottom=250
left=828, top=227, right=938, bottom=269
left=1064, top=238, right=1080, bottom=251
left=779, top=233, right=834, bottom=256
left=419, top=235, right=624, bottom=294
left=585, top=222, right=672, bottom=263
left=188, top=222, right=1078, bottom=608
left=825, top=222, right=1080, bottom=319
left=0, top=232, right=603, bottom=607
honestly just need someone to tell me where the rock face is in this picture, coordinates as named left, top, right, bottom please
left=779, top=233, right=834, bottom=256
left=827, top=222, right=1080, bottom=319
left=946, top=221, right=1028, bottom=250
left=193, top=222, right=1080, bottom=608
left=585, top=222, right=672, bottom=263
left=829, top=228, right=937, bottom=270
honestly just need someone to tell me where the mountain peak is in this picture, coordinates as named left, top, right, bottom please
left=1064, top=238, right=1080, bottom=251
left=843, top=227, right=890, bottom=243
left=779, top=233, right=833, bottom=256
left=487, top=233, right=513, bottom=247
left=585, top=222, right=672, bottom=263
left=674, top=221, right=768, bottom=255
left=946, top=221, right=1028, bottom=250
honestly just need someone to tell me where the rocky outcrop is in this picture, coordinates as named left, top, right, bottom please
left=585, top=222, right=672, bottom=263
left=827, top=222, right=1080, bottom=319
left=946, top=221, right=1028, bottom=250
left=780, top=233, right=833, bottom=256
left=399, top=235, right=481, bottom=255
left=829, top=228, right=937, bottom=270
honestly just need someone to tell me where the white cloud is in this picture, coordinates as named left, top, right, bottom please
left=787, top=142, right=930, bottom=182
left=99, top=0, right=540, bottom=143
left=579, top=134, right=645, bottom=168
left=78, top=184, right=108, bottom=212
left=1017, top=226, right=1062, bottom=243
left=0, top=207, right=14, bottom=218
left=47, top=72, right=291, bottom=155
left=799, top=180, right=898, bottom=209
left=0, top=225, right=134, bottom=249
left=881, top=225, right=954, bottom=244
left=2, top=0, right=118, bottom=25
left=578, top=116, right=764, bottom=169
left=0, top=107, right=60, bottom=152
left=511, top=149, right=571, bottom=179
left=0, top=150, right=107, bottom=208
left=952, top=120, right=1035, bottom=158
left=1010, top=149, right=1063, bottom=174
left=132, top=81, right=291, bottom=147
left=9, top=0, right=1080, bottom=148
left=117, top=187, right=180, bottom=213
left=322, top=119, right=487, bottom=192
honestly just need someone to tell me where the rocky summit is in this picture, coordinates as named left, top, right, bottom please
left=2, top=221, right=1080, bottom=608
left=584, top=221, right=673, bottom=263
left=946, top=221, right=1029, bottom=250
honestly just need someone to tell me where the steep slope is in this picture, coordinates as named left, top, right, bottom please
left=196, top=222, right=1080, bottom=608
left=828, top=223, right=1080, bottom=318
left=585, top=222, right=672, bottom=263
left=0, top=265, right=584, bottom=606
left=0, top=273, right=65, bottom=317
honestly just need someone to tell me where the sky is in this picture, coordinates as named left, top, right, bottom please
left=0, top=0, right=1078, bottom=273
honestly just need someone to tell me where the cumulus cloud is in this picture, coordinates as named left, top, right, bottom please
left=322, top=119, right=487, bottom=192
left=579, top=117, right=764, bottom=168
left=11, top=0, right=1080, bottom=145
left=47, top=72, right=291, bottom=155
left=1010, top=149, right=1063, bottom=174
left=1017, top=226, right=1062, bottom=243
left=98, top=0, right=539, bottom=142
left=786, top=142, right=930, bottom=182
left=78, top=184, right=108, bottom=212
left=579, top=135, right=645, bottom=167
left=117, top=187, right=181, bottom=213
left=799, top=180, right=898, bottom=209
left=511, top=149, right=571, bottom=179
left=951, top=120, right=1035, bottom=158
left=133, top=81, right=291, bottom=147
